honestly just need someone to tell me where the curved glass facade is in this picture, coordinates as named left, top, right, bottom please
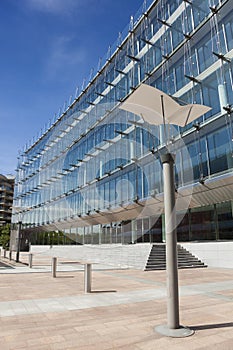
left=12, top=0, right=233, bottom=244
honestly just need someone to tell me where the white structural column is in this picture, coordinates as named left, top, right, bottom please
left=99, top=159, right=103, bottom=178
left=218, top=83, right=228, bottom=114
left=159, top=125, right=166, bottom=145
left=131, top=219, right=137, bottom=244
left=130, top=139, right=135, bottom=160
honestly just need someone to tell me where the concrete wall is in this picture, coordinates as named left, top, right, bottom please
left=31, top=242, right=233, bottom=269
left=30, top=244, right=152, bottom=270
left=181, top=242, right=233, bottom=269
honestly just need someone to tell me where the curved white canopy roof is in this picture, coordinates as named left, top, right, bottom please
left=119, top=84, right=211, bottom=127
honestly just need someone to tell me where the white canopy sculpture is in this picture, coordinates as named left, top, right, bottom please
left=120, top=83, right=211, bottom=338
left=119, top=83, right=211, bottom=128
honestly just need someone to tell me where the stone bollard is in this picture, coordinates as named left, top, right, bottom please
left=84, top=263, right=92, bottom=293
left=52, top=257, right=57, bottom=278
left=29, top=253, right=33, bottom=268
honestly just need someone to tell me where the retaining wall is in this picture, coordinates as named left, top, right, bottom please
left=30, top=244, right=152, bottom=270
left=181, top=242, right=233, bottom=268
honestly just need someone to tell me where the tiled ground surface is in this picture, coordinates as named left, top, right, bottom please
left=0, top=253, right=233, bottom=349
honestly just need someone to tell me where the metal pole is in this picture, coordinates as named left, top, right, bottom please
left=52, top=257, right=57, bottom=278
left=84, top=263, right=92, bottom=293
left=156, top=153, right=194, bottom=337
left=16, top=221, right=22, bottom=263
left=162, top=153, right=179, bottom=328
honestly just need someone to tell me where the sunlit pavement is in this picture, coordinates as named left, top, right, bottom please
left=0, top=253, right=233, bottom=349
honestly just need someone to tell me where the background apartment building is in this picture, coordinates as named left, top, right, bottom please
left=0, top=174, right=14, bottom=226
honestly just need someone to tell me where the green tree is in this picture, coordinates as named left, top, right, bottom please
left=0, top=224, right=11, bottom=249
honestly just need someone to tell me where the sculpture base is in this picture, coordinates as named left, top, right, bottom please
left=155, top=324, right=194, bottom=338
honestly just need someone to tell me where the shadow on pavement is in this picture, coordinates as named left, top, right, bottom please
left=0, top=261, right=14, bottom=269
left=192, top=322, right=233, bottom=331
left=91, top=290, right=117, bottom=293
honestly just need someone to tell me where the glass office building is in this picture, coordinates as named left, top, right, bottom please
left=12, top=0, right=233, bottom=245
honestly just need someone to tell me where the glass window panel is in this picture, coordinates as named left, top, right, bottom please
left=208, top=127, right=232, bottom=174
left=225, top=17, right=233, bottom=51
left=217, top=202, right=233, bottom=240
left=190, top=206, right=216, bottom=240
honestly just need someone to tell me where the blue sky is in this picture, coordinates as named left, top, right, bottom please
left=0, top=0, right=144, bottom=175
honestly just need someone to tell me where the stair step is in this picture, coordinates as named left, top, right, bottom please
left=145, top=244, right=207, bottom=271
left=147, top=257, right=202, bottom=261
left=146, top=264, right=207, bottom=270
left=148, top=256, right=200, bottom=260
left=147, top=261, right=205, bottom=266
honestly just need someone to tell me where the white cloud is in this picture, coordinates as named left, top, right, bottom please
left=25, top=0, right=78, bottom=15
left=45, top=36, right=87, bottom=80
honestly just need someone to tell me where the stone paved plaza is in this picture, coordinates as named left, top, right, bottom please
left=0, top=253, right=233, bottom=349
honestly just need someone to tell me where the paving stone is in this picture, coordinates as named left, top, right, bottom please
left=0, top=262, right=233, bottom=349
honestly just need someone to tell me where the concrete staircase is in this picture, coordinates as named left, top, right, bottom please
left=145, top=244, right=207, bottom=271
